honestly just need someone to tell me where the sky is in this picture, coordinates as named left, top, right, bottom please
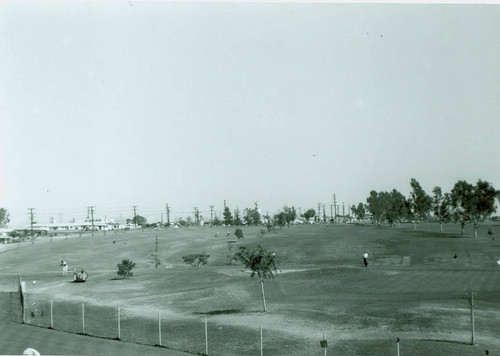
left=1, top=2, right=499, bottom=227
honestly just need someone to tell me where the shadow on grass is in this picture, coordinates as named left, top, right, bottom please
left=407, top=229, right=466, bottom=239
left=420, top=338, right=472, bottom=346
left=194, top=309, right=243, bottom=316
left=194, top=308, right=266, bottom=316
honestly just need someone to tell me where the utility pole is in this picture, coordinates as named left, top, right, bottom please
left=89, top=206, right=95, bottom=236
left=193, top=207, right=198, bottom=226
left=342, top=202, right=345, bottom=221
left=322, top=204, right=326, bottom=222
left=155, top=236, right=160, bottom=268
left=210, top=205, right=214, bottom=227
left=467, top=290, right=475, bottom=345
left=166, top=204, right=170, bottom=226
left=317, top=203, right=321, bottom=222
left=224, top=200, right=226, bottom=210
left=132, top=206, right=137, bottom=229
left=330, top=204, right=333, bottom=221
left=28, top=208, right=35, bottom=244
left=333, top=194, right=337, bottom=223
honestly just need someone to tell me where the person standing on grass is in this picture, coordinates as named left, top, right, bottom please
left=60, top=260, right=68, bottom=275
left=363, top=251, right=368, bottom=267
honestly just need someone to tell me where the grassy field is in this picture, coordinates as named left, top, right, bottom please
left=1, top=221, right=499, bottom=355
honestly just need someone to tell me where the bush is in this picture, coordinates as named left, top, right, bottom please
left=182, top=254, right=210, bottom=267
left=235, top=228, right=243, bottom=241
left=117, top=259, right=136, bottom=278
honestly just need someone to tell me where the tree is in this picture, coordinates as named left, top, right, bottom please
left=234, top=245, right=280, bottom=312
left=132, top=215, right=147, bottom=227
left=117, top=259, right=136, bottom=278
left=212, top=215, right=222, bottom=226
left=366, top=191, right=385, bottom=226
left=244, top=207, right=261, bottom=226
left=234, top=228, right=243, bottom=241
left=409, top=178, right=433, bottom=228
left=385, top=189, right=408, bottom=226
left=0, top=208, right=10, bottom=228
left=450, top=180, right=499, bottom=238
left=223, top=207, right=233, bottom=226
left=233, top=208, right=243, bottom=226
left=274, top=212, right=286, bottom=229
left=282, top=206, right=296, bottom=227
left=302, top=209, right=316, bottom=223
left=351, top=203, right=366, bottom=221
left=262, top=214, right=273, bottom=232
left=432, top=186, right=451, bottom=233
left=182, top=254, right=210, bottom=267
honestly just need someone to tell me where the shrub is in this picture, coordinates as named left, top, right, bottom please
left=234, top=228, right=243, bottom=241
left=117, top=259, right=136, bottom=278
left=182, top=254, right=210, bottom=267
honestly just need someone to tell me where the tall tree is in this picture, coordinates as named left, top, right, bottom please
left=234, top=245, right=280, bottom=312
left=351, top=203, right=366, bottom=221
left=432, top=186, right=451, bottom=233
left=0, top=208, right=10, bottom=228
left=302, top=209, right=316, bottom=223
left=366, top=191, right=385, bottom=226
left=132, top=215, right=147, bottom=226
left=282, top=206, right=296, bottom=227
left=244, top=206, right=261, bottom=226
left=274, top=212, right=286, bottom=228
left=233, top=208, right=243, bottom=226
left=223, top=207, right=233, bottom=226
left=384, top=190, right=407, bottom=227
left=450, top=180, right=499, bottom=238
left=409, top=178, right=433, bottom=228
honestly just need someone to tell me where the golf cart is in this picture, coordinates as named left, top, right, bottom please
left=73, top=267, right=89, bottom=283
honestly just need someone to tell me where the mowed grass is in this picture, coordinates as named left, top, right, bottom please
left=1, top=222, right=500, bottom=355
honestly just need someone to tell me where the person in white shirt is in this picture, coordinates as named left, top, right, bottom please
left=363, top=252, right=368, bottom=267
left=60, top=260, right=68, bottom=275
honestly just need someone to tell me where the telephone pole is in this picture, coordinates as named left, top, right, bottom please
left=333, top=194, right=337, bottom=223
left=317, top=203, right=321, bottom=222
left=132, top=206, right=137, bottom=229
left=28, top=208, right=35, bottom=243
left=88, top=206, right=95, bottom=236
left=166, top=204, right=170, bottom=226
left=210, top=205, right=214, bottom=227
left=193, top=207, right=198, bottom=226
left=467, top=290, right=475, bottom=345
left=155, top=236, right=160, bottom=268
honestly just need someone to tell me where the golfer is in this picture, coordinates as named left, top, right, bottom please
left=60, top=260, right=68, bottom=275
left=363, top=251, right=368, bottom=267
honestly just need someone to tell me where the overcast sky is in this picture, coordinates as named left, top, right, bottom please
left=1, top=2, right=499, bottom=227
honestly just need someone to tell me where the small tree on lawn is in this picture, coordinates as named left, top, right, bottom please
left=117, top=259, right=136, bottom=278
left=234, top=228, right=243, bottom=241
left=234, top=245, right=281, bottom=312
left=182, top=254, right=210, bottom=267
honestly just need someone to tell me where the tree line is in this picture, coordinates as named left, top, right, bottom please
left=355, top=178, right=499, bottom=238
